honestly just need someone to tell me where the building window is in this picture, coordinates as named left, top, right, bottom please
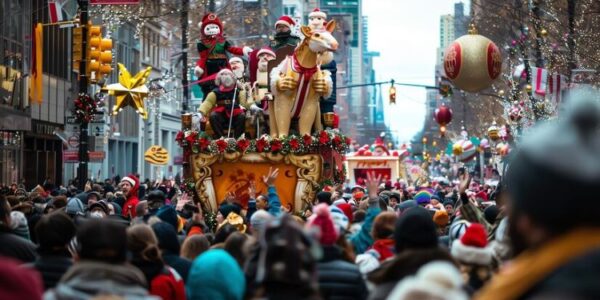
left=142, top=28, right=160, bottom=68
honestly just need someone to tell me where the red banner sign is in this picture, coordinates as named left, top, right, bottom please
left=90, top=0, right=140, bottom=4
left=89, top=151, right=106, bottom=161
left=63, top=150, right=79, bottom=163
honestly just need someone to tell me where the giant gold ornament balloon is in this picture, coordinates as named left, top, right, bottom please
left=144, top=145, right=169, bottom=165
left=102, top=63, right=152, bottom=119
left=443, top=24, right=502, bottom=92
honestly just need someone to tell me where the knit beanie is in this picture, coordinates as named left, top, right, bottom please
left=394, top=206, right=438, bottom=252
left=397, top=200, right=418, bottom=214
left=316, top=191, right=332, bottom=205
left=451, top=223, right=493, bottom=265
left=10, top=211, right=30, bottom=240
left=219, top=203, right=241, bottom=219
left=483, top=205, right=500, bottom=225
left=335, top=203, right=353, bottom=223
left=433, top=210, right=449, bottom=227
left=414, top=190, right=432, bottom=205
left=329, top=205, right=349, bottom=233
left=307, top=203, right=338, bottom=246
left=506, top=87, right=600, bottom=232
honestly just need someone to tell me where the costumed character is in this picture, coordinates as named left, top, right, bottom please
left=372, top=137, right=390, bottom=156
left=195, top=69, right=249, bottom=138
left=248, top=47, right=277, bottom=136
left=270, top=16, right=301, bottom=51
left=194, top=13, right=253, bottom=98
left=270, top=21, right=337, bottom=138
left=229, top=56, right=253, bottom=111
left=308, top=8, right=338, bottom=116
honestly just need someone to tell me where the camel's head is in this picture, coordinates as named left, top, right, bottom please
left=300, top=20, right=338, bottom=53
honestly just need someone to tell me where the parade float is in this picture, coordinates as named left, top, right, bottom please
left=344, top=139, right=409, bottom=186
left=177, top=13, right=346, bottom=214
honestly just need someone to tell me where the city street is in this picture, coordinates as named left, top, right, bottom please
left=1, top=1, right=600, bottom=299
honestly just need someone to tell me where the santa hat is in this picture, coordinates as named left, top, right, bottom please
left=275, top=15, right=295, bottom=29
left=256, top=47, right=275, bottom=58
left=229, top=56, right=244, bottom=65
left=451, top=223, right=493, bottom=265
left=307, top=203, right=339, bottom=246
left=335, top=203, right=354, bottom=223
left=199, top=13, right=223, bottom=34
left=309, top=8, right=327, bottom=19
left=121, top=174, right=138, bottom=187
left=372, top=137, right=389, bottom=155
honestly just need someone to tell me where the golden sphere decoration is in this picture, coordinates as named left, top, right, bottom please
left=452, top=143, right=464, bottom=156
left=443, top=24, right=502, bottom=92
left=540, top=29, right=548, bottom=37
left=498, top=89, right=505, bottom=96
left=526, top=84, right=533, bottom=92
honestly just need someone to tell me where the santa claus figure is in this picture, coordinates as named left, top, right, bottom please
left=307, top=8, right=337, bottom=115
left=195, top=13, right=252, bottom=97
left=229, top=57, right=246, bottom=82
left=270, top=16, right=300, bottom=51
left=249, top=47, right=277, bottom=135
left=372, top=137, right=390, bottom=156
left=195, top=69, right=249, bottom=138
left=308, top=8, right=327, bottom=31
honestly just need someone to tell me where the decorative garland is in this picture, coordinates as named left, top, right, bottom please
left=176, top=129, right=351, bottom=156
left=73, top=93, right=97, bottom=123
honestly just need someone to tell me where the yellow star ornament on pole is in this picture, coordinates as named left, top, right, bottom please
left=102, top=63, right=152, bottom=119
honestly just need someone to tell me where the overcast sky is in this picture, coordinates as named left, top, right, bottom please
left=363, top=0, right=465, bottom=143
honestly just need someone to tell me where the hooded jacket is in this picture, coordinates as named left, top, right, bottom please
left=122, top=174, right=140, bottom=218
left=152, top=222, right=191, bottom=282
left=44, top=261, right=157, bottom=299
left=317, top=245, right=368, bottom=300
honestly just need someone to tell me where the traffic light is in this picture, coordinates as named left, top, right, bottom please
left=72, top=26, right=83, bottom=73
left=87, top=24, right=102, bottom=83
left=389, top=85, right=396, bottom=104
left=97, top=37, right=113, bottom=82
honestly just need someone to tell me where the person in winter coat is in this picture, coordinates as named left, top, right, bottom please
left=186, top=249, right=245, bottom=300
left=28, top=212, right=75, bottom=289
left=350, top=172, right=383, bottom=254
left=0, top=195, right=37, bottom=263
left=385, top=261, right=468, bottom=300
left=476, top=89, right=600, bottom=300
left=120, top=174, right=140, bottom=218
left=308, top=203, right=367, bottom=300
left=355, top=212, right=397, bottom=275
left=128, top=224, right=186, bottom=300
left=44, top=219, right=153, bottom=299
left=152, top=221, right=192, bottom=282
left=367, top=206, right=455, bottom=300
left=245, top=214, right=321, bottom=300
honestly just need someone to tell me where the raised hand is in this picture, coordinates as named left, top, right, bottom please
left=248, top=181, right=257, bottom=199
left=365, top=172, right=382, bottom=199
left=262, top=167, right=280, bottom=186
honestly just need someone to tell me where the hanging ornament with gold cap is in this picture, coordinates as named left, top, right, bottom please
left=102, top=63, right=152, bottom=119
left=443, top=23, right=502, bottom=92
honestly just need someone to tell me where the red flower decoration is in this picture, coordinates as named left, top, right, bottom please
left=270, top=140, right=283, bottom=152
left=332, top=135, right=342, bottom=147
left=256, top=138, right=268, bottom=152
left=319, top=131, right=330, bottom=144
left=199, top=137, right=210, bottom=150
left=175, top=131, right=184, bottom=142
left=186, top=132, right=198, bottom=145
left=289, top=138, right=300, bottom=150
left=345, top=137, right=352, bottom=145
left=237, top=139, right=250, bottom=152
left=216, top=139, right=228, bottom=152
left=303, top=134, right=313, bottom=147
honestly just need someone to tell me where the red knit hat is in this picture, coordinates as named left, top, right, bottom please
left=451, top=223, right=492, bottom=265
left=199, top=13, right=223, bottom=36
left=307, top=203, right=338, bottom=246
left=275, top=15, right=295, bottom=29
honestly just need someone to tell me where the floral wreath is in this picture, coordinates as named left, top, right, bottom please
left=73, top=93, right=97, bottom=123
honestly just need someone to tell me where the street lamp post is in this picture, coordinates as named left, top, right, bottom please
left=77, top=0, right=89, bottom=190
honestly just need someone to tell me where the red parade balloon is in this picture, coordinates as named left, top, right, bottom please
left=434, top=105, right=453, bottom=126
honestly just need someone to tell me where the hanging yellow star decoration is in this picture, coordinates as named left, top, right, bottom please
left=102, top=63, right=152, bottom=119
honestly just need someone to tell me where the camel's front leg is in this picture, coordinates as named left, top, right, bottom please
left=267, top=96, right=278, bottom=138
left=299, top=96, right=318, bottom=136
left=274, top=75, right=298, bottom=138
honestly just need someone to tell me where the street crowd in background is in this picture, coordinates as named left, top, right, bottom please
left=1, top=94, right=600, bottom=300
